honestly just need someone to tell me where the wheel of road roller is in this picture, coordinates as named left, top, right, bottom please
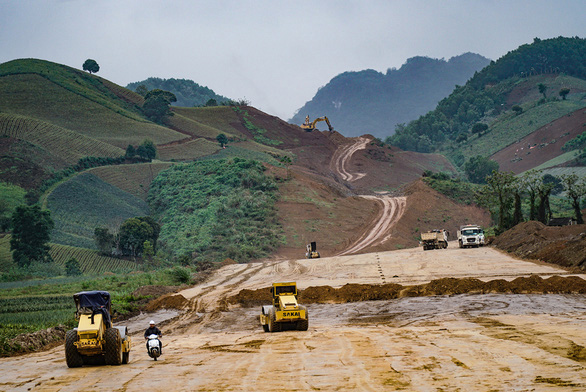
left=297, top=305, right=309, bottom=331
left=65, top=330, right=84, bottom=368
left=105, top=327, right=123, bottom=365
left=268, top=308, right=281, bottom=333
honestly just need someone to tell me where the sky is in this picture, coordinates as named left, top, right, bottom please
left=1, top=0, right=585, bottom=121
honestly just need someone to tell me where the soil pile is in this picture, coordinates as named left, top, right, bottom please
left=228, top=275, right=586, bottom=307
left=492, top=221, right=586, bottom=269
left=2, top=325, right=67, bottom=357
left=145, top=293, right=189, bottom=311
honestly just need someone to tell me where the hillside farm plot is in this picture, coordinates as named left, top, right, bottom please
left=166, top=112, right=239, bottom=140
left=0, top=113, right=124, bottom=164
left=0, top=74, right=187, bottom=148
left=0, top=235, right=136, bottom=274
left=463, top=99, right=586, bottom=159
left=89, top=162, right=174, bottom=200
left=157, top=138, right=219, bottom=161
left=173, top=106, right=246, bottom=139
left=47, top=173, right=149, bottom=249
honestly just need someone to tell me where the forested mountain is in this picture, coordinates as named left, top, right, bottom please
left=127, top=77, right=230, bottom=107
left=389, top=36, right=586, bottom=158
left=289, top=53, right=490, bottom=138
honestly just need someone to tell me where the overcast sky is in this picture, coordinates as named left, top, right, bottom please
left=1, top=1, right=585, bottom=120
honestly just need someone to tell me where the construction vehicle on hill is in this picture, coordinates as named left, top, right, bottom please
left=301, top=115, right=334, bottom=132
left=457, top=225, right=485, bottom=248
left=305, top=241, right=320, bottom=258
left=421, top=229, right=449, bottom=250
left=65, top=291, right=131, bottom=367
left=260, top=282, right=308, bottom=332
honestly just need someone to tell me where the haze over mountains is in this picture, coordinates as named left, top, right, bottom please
left=289, top=53, right=491, bottom=138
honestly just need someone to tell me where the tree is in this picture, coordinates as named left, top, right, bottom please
left=205, top=98, right=217, bottom=107
left=142, top=89, right=177, bottom=123
left=537, top=181, right=554, bottom=224
left=521, top=169, right=542, bottom=220
left=65, top=258, right=82, bottom=276
left=512, top=105, right=523, bottom=115
left=118, top=216, right=160, bottom=257
left=482, top=171, right=517, bottom=233
left=94, top=227, right=115, bottom=256
left=464, top=156, right=499, bottom=184
left=216, top=134, right=228, bottom=148
left=559, top=87, right=570, bottom=100
left=135, top=84, right=149, bottom=97
left=279, top=155, right=293, bottom=179
left=125, top=145, right=136, bottom=158
left=137, top=139, right=157, bottom=160
left=10, top=205, right=54, bottom=267
left=82, top=59, right=100, bottom=74
left=538, top=83, right=547, bottom=99
left=471, top=123, right=489, bottom=136
left=560, top=174, right=586, bottom=224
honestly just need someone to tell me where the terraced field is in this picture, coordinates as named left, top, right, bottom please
left=0, top=74, right=187, bottom=148
left=89, top=162, right=174, bottom=200
left=46, top=173, right=149, bottom=249
left=0, top=113, right=124, bottom=164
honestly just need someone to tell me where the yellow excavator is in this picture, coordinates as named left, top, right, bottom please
left=300, top=116, right=334, bottom=132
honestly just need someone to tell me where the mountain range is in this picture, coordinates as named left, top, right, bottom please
left=289, top=53, right=491, bottom=138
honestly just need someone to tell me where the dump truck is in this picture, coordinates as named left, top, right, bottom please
left=305, top=241, right=320, bottom=258
left=260, top=282, right=308, bottom=332
left=65, top=291, right=131, bottom=367
left=421, top=229, right=448, bottom=250
left=457, top=225, right=485, bottom=248
left=300, top=116, right=334, bottom=132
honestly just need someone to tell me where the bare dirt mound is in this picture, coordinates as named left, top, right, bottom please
left=492, top=221, right=586, bottom=269
left=145, top=293, right=189, bottom=311
left=228, top=275, right=586, bottom=307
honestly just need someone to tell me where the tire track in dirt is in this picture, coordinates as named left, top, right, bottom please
left=339, top=195, right=406, bottom=256
left=330, top=136, right=370, bottom=182
left=330, top=137, right=407, bottom=255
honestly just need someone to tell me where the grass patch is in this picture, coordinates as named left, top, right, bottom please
left=148, top=158, right=283, bottom=263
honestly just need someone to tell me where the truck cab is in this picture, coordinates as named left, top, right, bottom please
left=457, top=225, right=485, bottom=248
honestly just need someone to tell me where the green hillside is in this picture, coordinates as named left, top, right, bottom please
left=126, top=77, right=230, bottom=108
left=47, top=173, right=149, bottom=249
left=0, top=59, right=187, bottom=148
left=389, top=37, right=586, bottom=160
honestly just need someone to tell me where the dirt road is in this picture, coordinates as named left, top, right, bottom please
left=330, top=137, right=407, bottom=256
left=3, top=246, right=586, bottom=391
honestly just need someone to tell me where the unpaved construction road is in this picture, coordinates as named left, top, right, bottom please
left=2, top=245, right=586, bottom=391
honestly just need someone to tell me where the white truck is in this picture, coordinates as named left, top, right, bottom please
left=457, top=225, right=485, bottom=248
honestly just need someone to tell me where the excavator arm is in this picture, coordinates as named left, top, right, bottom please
left=301, top=116, right=334, bottom=132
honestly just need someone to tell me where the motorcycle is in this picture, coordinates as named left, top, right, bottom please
left=146, top=334, right=162, bottom=361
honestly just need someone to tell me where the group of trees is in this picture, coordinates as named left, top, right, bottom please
left=479, top=169, right=586, bottom=233
left=127, top=77, right=229, bottom=108
left=94, top=216, right=161, bottom=258
left=125, top=139, right=157, bottom=160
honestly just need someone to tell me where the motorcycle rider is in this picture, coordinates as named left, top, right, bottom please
left=144, top=320, right=162, bottom=354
